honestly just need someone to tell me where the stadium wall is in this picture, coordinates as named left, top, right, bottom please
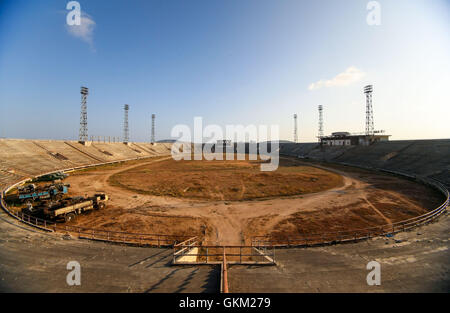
left=0, top=139, right=172, bottom=192
left=279, top=139, right=450, bottom=187
left=1, top=139, right=448, bottom=190
left=0, top=138, right=448, bottom=248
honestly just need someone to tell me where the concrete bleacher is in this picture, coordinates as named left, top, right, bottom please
left=35, top=140, right=100, bottom=166
left=381, top=140, right=450, bottom=179
left=0, top=139, right=172, bottom=192
left=279, top=143, right=317, bottom=157
left=130, top=143, right=158, bottom=155
left=90, top=142, right=145, bottom=160
left=142, top=143, right=172, bottom=154
left=1, top=138, right=447, bottom=191
left=279, top=139, right=450, bottom=186
left=0, top=167, right=24, bottom=191
left=63, top=141, right=110, bottom=163
left=306, top=145, right=354, bottom=161
left=332, top=141, right=415, bottom=168
left=0, top=140, right=68, bottom=177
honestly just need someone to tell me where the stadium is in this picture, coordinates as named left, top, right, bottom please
left=0, top=0, right=449, bottom=297
left=1, top=136, right=449, bottom=292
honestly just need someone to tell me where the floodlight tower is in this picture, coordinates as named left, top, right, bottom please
left=123, top=104, right=129, bottom=144
left=318, top=105, right=324, bottom=141
left=293, top=114, right=298, bottom=143
left=364, top=85, right=374, bottom=136
left=79, top=86, right=89, bottom=143
left=151, top=114, right=155, bottom=144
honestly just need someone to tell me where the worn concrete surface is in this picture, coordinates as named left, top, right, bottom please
left=229, top=213, right=450, bottom=292
left=0, top=139, right=172, bottom=190
left=1, top=195, right=448, bottom=293
left=280, top=139, right=450, bottom=186
left=1, top=139, right=449, bottom=293
left=0, top=209, right=219, bottom=293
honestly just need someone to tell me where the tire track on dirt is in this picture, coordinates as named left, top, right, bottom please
left=362, top=196, right=392, bottom=224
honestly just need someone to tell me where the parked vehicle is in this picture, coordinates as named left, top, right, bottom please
left=18, top=183, right=69, bottom=201
left=34, top=172, right=68, bottom=182
left=43, top=193, right=108, bottom=222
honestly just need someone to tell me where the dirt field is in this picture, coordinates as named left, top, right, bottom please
left=60, top=156, right=445, bottom=245
left=108, top=157, right=343, bottom=200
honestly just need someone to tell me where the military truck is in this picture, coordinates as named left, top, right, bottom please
left=34, top=172, right=68, bottom=182
left=18, top=183, right=69, bottom=202
left=43, top=193, right=108, bottom=222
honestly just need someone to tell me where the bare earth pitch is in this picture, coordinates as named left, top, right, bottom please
left=62, top=156, right=444, bottom=245
left=108, top=157, right=343, bottom=200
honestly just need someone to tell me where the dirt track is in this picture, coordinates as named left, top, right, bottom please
left=63, top=156, right=444, bottom=245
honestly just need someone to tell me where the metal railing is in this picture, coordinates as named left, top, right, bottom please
left=0, top=154, right=194, bottom=247
left=222, top=250, right=229, bottom=293
left=1, top=154, right=172, bottom=197
left=1, top=152, right=448, bottom=250
left=5, top=207, right=191, bottom=247
left=251, top=175, right=449, bottom=247
left=173, top=242, right=276, bottom=265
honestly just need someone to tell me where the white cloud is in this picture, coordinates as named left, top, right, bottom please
left=66, top=13, right=96, bottom=49
left=308, top=66, right=366, bottom=90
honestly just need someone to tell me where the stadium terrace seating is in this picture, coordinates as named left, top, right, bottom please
left=0, top=139, right=172, bottom=192
left=1, top=139, right=448, bottom=192
left=279, top=139, right=450, bottom=186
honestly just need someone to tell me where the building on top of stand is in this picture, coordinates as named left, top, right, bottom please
left=320, top=131, right=390, bottom=146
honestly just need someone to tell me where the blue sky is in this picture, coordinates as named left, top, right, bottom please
left=0, top=0, right=449, bottom=142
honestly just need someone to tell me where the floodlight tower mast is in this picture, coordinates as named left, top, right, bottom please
left=79, top=87, right=89, bottom=143
left=364, top=85, right=374, bottom=136
left=318, top=105, right=324, bottom=142
left=151, top=114, right=155, bottom=144
left=293, top=114, right=298, bottom=143
left=123, top=104, right=129, bottom=144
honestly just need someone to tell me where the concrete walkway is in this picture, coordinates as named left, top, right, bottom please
left=228, top=213, right=450, bottom=292
left=1, top=205, right=448, bottom=292
left=0, top=209, right=218, bottom=293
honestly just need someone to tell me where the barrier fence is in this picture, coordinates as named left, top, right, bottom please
left=172, top=238, right=276, bottom=265
left=0, top=197, right=191, bottom=247
left=251, top=176, right=449, bottom=247
left=0, top=154, right=194, bottom=247
left=1, top=156, right=448, bottom=250
left=222, top=250, right=229, bottom=293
